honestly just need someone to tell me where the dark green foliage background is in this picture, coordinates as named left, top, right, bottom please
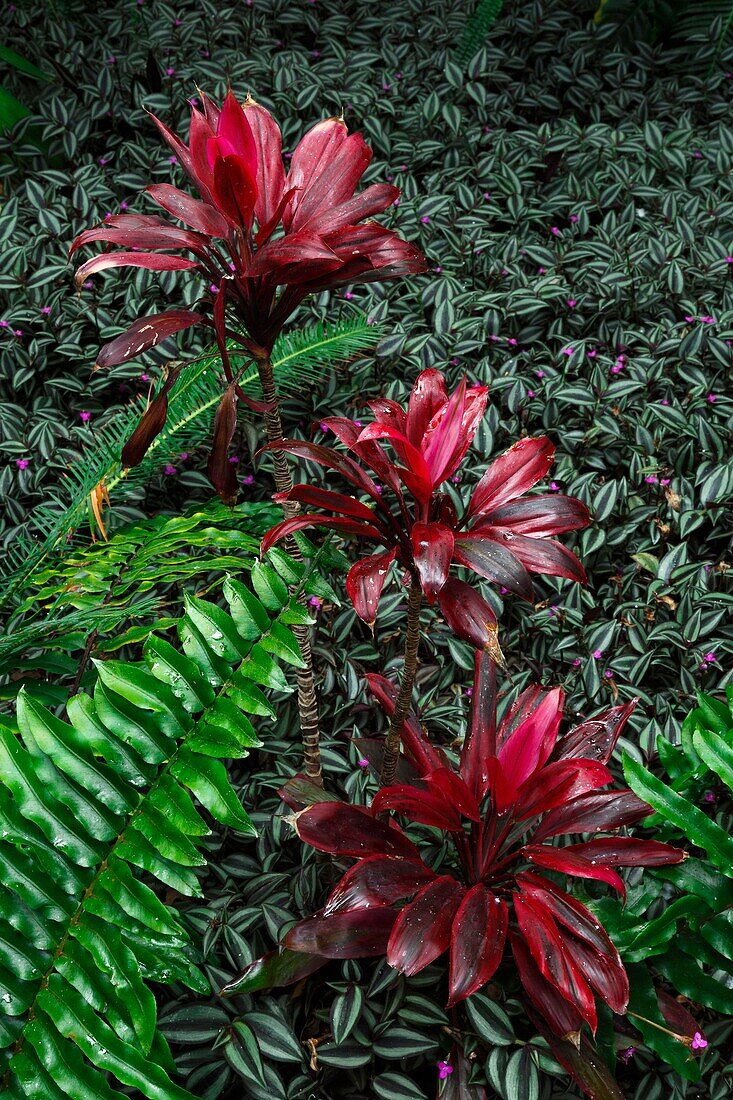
left=1, top=0, right=733, bottom=1097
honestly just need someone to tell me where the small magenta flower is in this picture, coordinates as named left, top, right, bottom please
left=691, top=1032, right=708, bottom=1051
left=420, top=215, right=430, bottom=224
left=79, top=410, right=91, bottom=422
left=538, top=266, right=546, bottom=274
left=438, top=1061, right=453, bottom=1080
left=604, top=669, right=614, bottom=679
left=41, top=306, right=52, bottom=315
left=684, top=314, right=696, bottom=323
left=535, top=369, right=545, bottom=378
left=703, top=651, right=717, bottom=664
left=507, top=337, right=517, bottom=347
left=308, top=595, right=322, bottom=609
left=527, top=389, right=536, bottom=398
left=562, top=346, right=574, bottom=356
left=0, top=320, right=7, bottom=327
left=645, top=475, right=658, bottom=484
left=549, top=481, right=559, bottom=492
left=163, top=464, right=177, bottom=476
left=13, top=329, right=22, bottom=337
left=726, top=256, right=733, bottom=264
left=619, top=1047, right=636, bottom=1064
left=566, top=298, right=577, bottom=308
left=707, top=394, right=717, bottom=403
left=344, top=290, right=354, bottom=300
left=434, top=265, right=442, bottom=273
left=357, top=757, right=369, bottom=768
left=98, top=156, right=110, bottom=166
left=15, top=458, right=30, bottom=470
left=587, top=348, right=597, bottom=358
left=702, top=790, right=716, bottom=803
left=140, top=372, right=150, bottom=382
left=483, top=191, right=491, bottom=200
left=242, top=474, right=255, bottom=485
left=593, top=649, right=603, bottom=660
left=319, top=422, right=329, bottom=433
left=550, top=226, right=560, bottom=237
left=168, top=155, right=178, bottom=165
left=569, top=213, right=579, bottom=223
left=165, top=67, right=176, bottom=77
left=660, top=398, right=670, bottom=405
left=700, top=315, right=716, bottom=324
left=179, top=451, right=189, bottom=461
left=572, top=657, right=581, bottom=667
left=661, top=477, right=670, bottom=486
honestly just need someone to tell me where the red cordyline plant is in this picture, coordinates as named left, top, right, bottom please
left=261, top=367, right=589, bottom=782
left=70, top=90, right=425, bottom=783
left=274, top=656, right=684, bottom=1051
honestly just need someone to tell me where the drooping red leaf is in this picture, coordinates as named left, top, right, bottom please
left=220, top=947, right=327, bottom=996
left=75, top=252, right=199, bottom=286
left=260, top=514, right=382, bottom=556
left=95, top=310, right=203, bottom=369
left=274, top=483, right=383, bottom=525
left=523, top=845, right=626, bottom=898
left=468, top=437, right=555, bottom=518
left=510, top=931, right=584, bottom=1042
left=323, top=855, right=436, bottom=915
left=411, top=521, right=454, bottom=603
left=70, top=222, right=209, bottom=256
left=371, top=779, right=464, bottom=830
left=146, top=183, right=230, bottom=237
left=355, top=422, right=433, bottom=503
left=555, top=700, right=638, bottom=765
left=561, top=927, right=629, bottom=1014
left=207, top=385, right=239, bottom=503
left=387, top=875, right=466, bottom=976
left=524, top=998, right=626, bottom=1100
left=562, top=837, right=685, bottom=868
left=448, top=886, right=508, bottom=1005
left=364, top=673, right=446, bottom=776
left=658, top=989, right=706, bottom=1046
left=242, top=98, right=286, bottom=228
left=491, top=688, right=564, bottom=811
left=515, top=759, right=613, bottom=821
left=487, top=494, right=590, bottom=537
left=307, top=223, right=426, bottom=287
left=436, top=578, right=504, bottom=663
left=120, top=366, right=181, bottom=467
left=346, top=548, right=397, bottom=625
left=453, top=536, right=534, bottom=600
left=284, top=906, right=396, bottom=958
left=515, top=872, right=623, bottom=960
left=532, top=789, right=651, bottom=841
left=247, top=230, right=342, bottom=283
left=477, top=529, right=587, bottom=585
left=260, top=439, right=383, bottom=502
left=460, top=650, right=498, bottom=798
left=294, top=802, right=419, bottom=860
left=426, top=768, right=481, bottom=822
left=513, top=893, right=598, bottom=1032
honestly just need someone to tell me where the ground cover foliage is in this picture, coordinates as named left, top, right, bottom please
left=0, top=0, right=732, bottom=1097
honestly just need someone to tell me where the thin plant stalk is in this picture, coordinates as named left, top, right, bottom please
left=257, top=351, right=322, bottom=785
left=379, top=578, right=422, bottom=787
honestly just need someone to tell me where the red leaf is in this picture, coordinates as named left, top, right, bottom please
left=562, top=837, right=685, bottom=868
left=532, top=790, right=651, bottom=841
left=302, top=224, right=426, bottom=288
left=355, top=422, right=433, bottom=503
left=275, top=483, right=382, bottom=525
left=259, top=438, right=383, bottom=502
left=364, top=673, right=446, bottom=776
left=207, top=385, right=239, bottom=503
left=523, top=997, right=626, bottom=1100
left=555, top=700, right=638, bottom=765
left=75, top=252, right=199, bottom=285
left=371, top=779, right=464, bottom=830
left=510, top=931, right=584, bottom=1041
left=427, top=768, right=481, bottom=822
left=284, top=906, right=396, bottom=958
left=516, top=872, right=623, bottom=961
left=436, top=578, right=504, bottom=663
left=260, top=514, right=382, bottom=555
left=405, top=368, right=449, bottom=445
left=561, top=927, right=629, bottom=1014
left=523, top=845, right=626, bottom=899
left=243, top=98, right=286, bottom=228
left=387, top=875, right=466, bottom=976
left=302, top=182, right=399, bottom=235
left=454, top=536, right=534, bottom=600
left=220, top=948, right=326, bottom=996
left=288, top=126, right=372, bottom=233
left=422, top=379, right=487, bottom=486
left=248, top=229, right=342, bottom=283
left=477, top=529, right=587, bottom=585
left=460, top=651, right=498, bottom=798
left=95, top=310, right=203, bottom=369
left=294, top=802, right=419, bottom=860
left=324, top=855, right=436, bottom=915
left=515, top=759, right=613, bottom=821
left=411, top=521, right=454, bottom=603
left=212, top=154, right=258, bottom=230
left=448, top=886, right=508, bottom=1005
left=146, top=184, right=229, bottom=237
left=70, top=222, right=208, bottom=256
left=513, top=893, right=598, bottom=1032
left=216, top=91, right=258, bottom=176
left=491, top=688, right=564, bottom=811
left=346, top=548, right=396, bottom=625
left=487, top=494, right=590, bottom=537
left=468, top=437, right=555, bottom=518
left=284, top=116, right=351, bottom=231
left=120, top=367, right=180, bottom=467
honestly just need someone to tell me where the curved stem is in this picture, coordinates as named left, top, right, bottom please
left=257, top=353, right=322, bottom=785
left=379, top=578, right=422, bottom=788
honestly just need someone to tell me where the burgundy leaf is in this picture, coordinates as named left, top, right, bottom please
left=448, top=886, right=508, bottom=1005
left=510, top=931, right=584, bottom=1042
left=284, top=906, right=396, bottom=958
left=427, top=768, right=481, bottom=822
left=120, top=367, right=180, bottom=467
left=532, top=790, right=651, bottom=842
left=324, top=855, right=436, bottom=915
left=346, top=548, right=396, bottom=625
left=453, top=537, right=534, bottom=600
left=436, top=578, right=504, bottom=663
left=220, top=948, right=326, bottom=996
left=478, top=529, right=587, bottom=584
left=70, top=223, right=209, bottom=256
left=513, top=893, right=598, bottom=1032
left=288, top=127, right=372, bottom=233
left=216, top=91, right=258, bottom=174
left=523, top=845, right=626, bottom=898
left=247, top=230, right=342, bottom=283
left=515, top=759, right=613, bottom=821
left=302, top=182, right=399, bottom=235
left=460, top=650, right=498, bottom=798
left=212, top=155, right=258, bottom=230
left=294, top=802, right=419, bottom=860
left=371, top=779, right=464, bottom=830
left=468, top=437, right=555, bottom=518
left=275, top=483, right=382, bottom=525
left=516, top=872, right=623, bottom=960
left=355, top=422, right=433, bottom=503
left=387, top=875, right=466, bottom=976
left=487, top=494, right=590, bottom=537
left=658, top=990, right=706, bottom=1046
left=95, top=310, right=203, bottom=369
left=243, top=97, right=286, bottom=227
left=422, top=379, right=488, bottom=486
left=75, top=252, right=198, bottom=285
left=555, top=700, right=638, bottom=765
left=207, top=384, right=239, bottom=503
left=411, top=521, right=454, bottom=603
left=524, top=998, right=626, bottom=1100
left=405, top=367, right=449, bottom=445
left=562, top=837, right=685, bottom=867
left=260, top=514, right=382, bottom=555
left=260, top=439, right=383, bottom=502
left=562, top=927, right=629, bottom=1014
left=146, top=183, right=230, bottom=237
left=491, top=688, right=564, bottom=811
left=364, top=673, right=447, bottom=776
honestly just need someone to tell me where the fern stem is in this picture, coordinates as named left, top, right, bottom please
left=379, top=579, right=422, bottom=788
left=257, top=354, right=323, bottom=785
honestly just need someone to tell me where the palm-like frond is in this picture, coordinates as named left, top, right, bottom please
left=0, top=554, right=320, bottom=1097
left=456, top=0, right=505, bottom=66
left=0, top=317, right=380, bottom=609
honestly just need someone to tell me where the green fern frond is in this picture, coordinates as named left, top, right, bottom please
left=456, top=0, right=504, bottom=66
left=0, top=316, right=380, bottom=609
left=0, top=552, right=319, bottom=1097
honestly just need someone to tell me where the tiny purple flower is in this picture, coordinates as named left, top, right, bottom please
left=645, top=475, right=658, bottom=484
left=549, top=481, right=560, bottom=492
left=726, top=256, right=733, bottom=264
left=569, top=213, right=579, bottom=223
left=41, top=306, right=52, bottom=315
left=551, top=226, right=560, bottom=237
left=165, top=67, right=175, bottom=76
left=604, top=669, right=614, bottom=679
left=535, top=369, right=545, bottom=378
left=691, top=1032, right=708, bottom=1051
left=169, top=155, right=178, bottom=165
left=438, top=1061, right=453, bottom=1081
left=163, top=465, right=177, bottom=476
left=242, top=474, right=255, bottom=485
left=178, top=452, right=189, bottom=461
left=228, top=455, right=239, bottom=464
left=562, top=346, right=574, bottom=356
left=707, top=393, right=717, bottom=403
left=593, top=650, right=603, bottom=660
left=79, top=411, right=91, bottom=422
left=702, top=790, right=716, bottom=803
left=434, top=265, right=442, bottom=273
left=15, top=458, right=29, bottom=470
left=572, top=657, right=581, bottom=667
left=308, top=595, right=322, bottom=609
left=538, top=266, right=546, bottom=274
left=619, top=1047, right=636, bottom=1065
left=357, top=758, right=369, bottom=768
left=420, top=215, right=430, bottom=224
left=566, top=298, right=577, bottom=308
left=527, top=389, right=536, bottom=398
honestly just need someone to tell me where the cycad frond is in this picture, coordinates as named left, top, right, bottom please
left=0, top=316, right=380, bottom=609
left=0, top=554, right=319, bottom=1097
left=456, top=0, right=504, bottom=66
